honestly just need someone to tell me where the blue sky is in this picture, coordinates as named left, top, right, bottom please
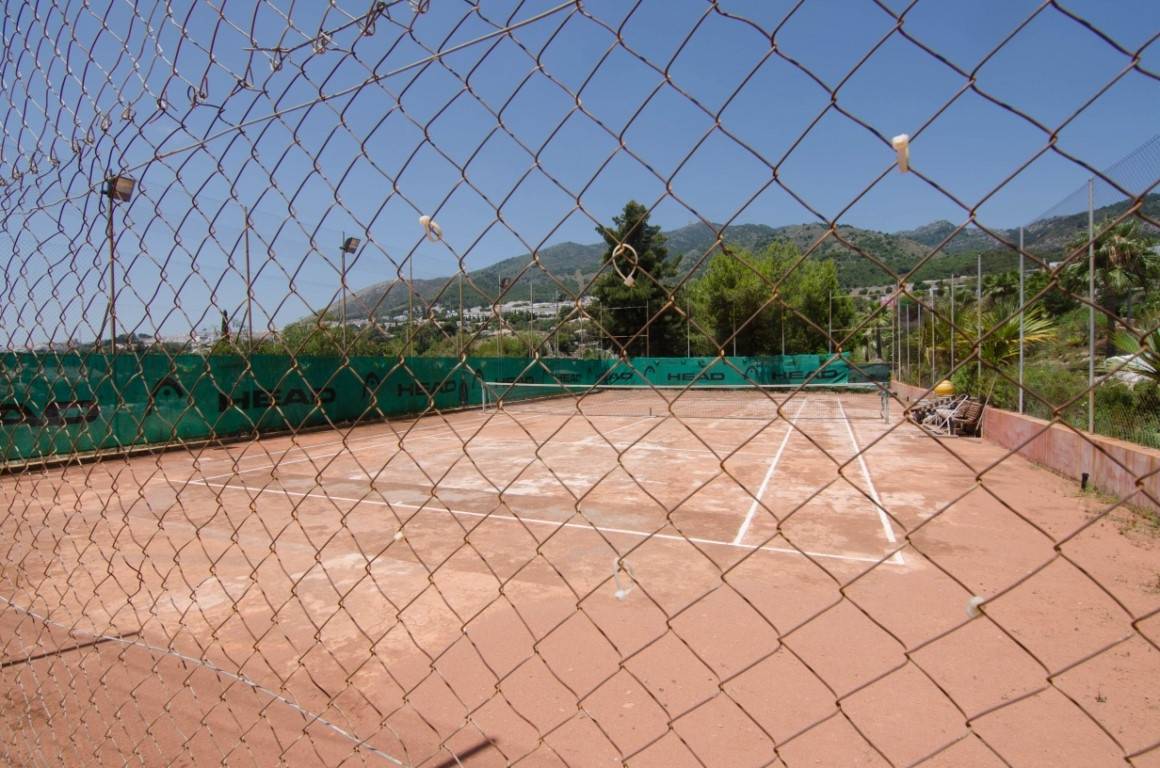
left=1, top=0, right=1158, bottom=343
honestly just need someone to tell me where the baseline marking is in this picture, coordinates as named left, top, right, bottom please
left=731, top=398, right=809, bottom=545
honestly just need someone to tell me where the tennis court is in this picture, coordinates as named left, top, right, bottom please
left=3, top=384, right=1155, bottom=767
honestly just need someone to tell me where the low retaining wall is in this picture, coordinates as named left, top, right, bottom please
left=892, top=380, right=932, bottom=407
left=891, top=380, right=1160, bottom=512
left=981, top=408, right=1160, bottom=512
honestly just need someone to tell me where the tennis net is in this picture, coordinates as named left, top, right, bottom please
left=479, top=381, right=891, bottom=422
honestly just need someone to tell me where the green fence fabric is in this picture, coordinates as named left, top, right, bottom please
left=0, top=353, right=888, bottom=462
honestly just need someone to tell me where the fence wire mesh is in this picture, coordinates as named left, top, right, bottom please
left=1, top=1, right=1159, bottom=767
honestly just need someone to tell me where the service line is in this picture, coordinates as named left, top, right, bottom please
left=190, top=479, right=896, bottom=565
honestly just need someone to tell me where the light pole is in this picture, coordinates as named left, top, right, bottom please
left=244, top=206, right=254, bottom=349
left=102, top=174, right=135, bottom=354
left=339, top=235, right=361, bottom=353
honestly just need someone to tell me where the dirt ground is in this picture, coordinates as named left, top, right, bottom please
left=1, top=390, right=1157, bottom=767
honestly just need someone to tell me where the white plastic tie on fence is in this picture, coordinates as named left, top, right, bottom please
left=612, top=558, right=636, bottom=601
left=611, top=242, right=639, bottom=288
left=966, top=595, right=985, bottom=618
left=892, top=134, right=910, bottom=173
left=418, top=214, right=443, bottom=242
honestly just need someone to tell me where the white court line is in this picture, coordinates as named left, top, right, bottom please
left=190, top=479, right=893, bottom=565
left=731, top=398, right=809, bottom=545
left=837, top=397, right=905, bottom=566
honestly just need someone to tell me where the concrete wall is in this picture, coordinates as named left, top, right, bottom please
left=891, top=380, right=1160, bottom=512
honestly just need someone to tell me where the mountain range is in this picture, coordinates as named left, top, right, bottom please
left=347, top=194, right=1159, bottom=319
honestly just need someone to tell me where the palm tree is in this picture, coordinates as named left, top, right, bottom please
left=930, top=304, right=1055, bottom=381
left=956, top=306, right=1058, bottom=369
left=1066, top=219, right=1158, bottom=355
left=1103, top=329, right=1160, bottom=386
left=983, top=270, right=1019, bottom=307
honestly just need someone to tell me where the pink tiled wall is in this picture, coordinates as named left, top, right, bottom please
left=890, top=380, right=1160, bottom=512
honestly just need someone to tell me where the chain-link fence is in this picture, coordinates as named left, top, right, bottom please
left=2, top=2, right=1159, bottom=766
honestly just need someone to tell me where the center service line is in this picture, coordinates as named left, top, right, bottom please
left=731, top=397, right=810, bottom=545
left=837, top=397, right=905, bottom=566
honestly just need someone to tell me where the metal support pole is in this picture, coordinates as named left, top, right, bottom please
left=895, top=298, right=900, bottom=376
left=1088, top=178, right=1095, bottom=433
left=780, top=303, right=785, bottom=357
left=244, top=207, right=254, bottom=349
left=686, top=295, right=691, bottom=357
left=905, top=301, right=910, bottom=381
left=731, top=305, right=736, bottom=357
left=949, top=274, right=955, bottom=372
left=976, top=253, right=982, bottom=381
left=407, top=254, right=414, bottom=358
left=827, top=292, right=833, bottom=354
left=340, top=236, right=348, bottom=353
left=1018, top=227, right=1024, bottom=414
left=891, top=298, right=896, bottom=375
left=107, top=194, right=117, bottom=354
left=458, top=272, right=464, bottom=357
left=930, top=285, right=936, bottom=387
left=917, top=302, right=922, bottom=385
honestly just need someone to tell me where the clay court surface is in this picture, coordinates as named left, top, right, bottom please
left=1, top=389, right=1158, bottom=767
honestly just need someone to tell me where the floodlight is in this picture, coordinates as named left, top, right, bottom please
left=105, top=175, right=135, bottom=202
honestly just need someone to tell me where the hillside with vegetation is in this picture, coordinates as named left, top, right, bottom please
left=347, top=194, right=1160, bottom=318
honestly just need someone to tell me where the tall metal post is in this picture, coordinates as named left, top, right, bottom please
left=340, top=236, right=348, bottom=353
left=905, top=301, right=910, bottom=381
left=107, top=194, right=117, bottom=354
left=686, top=295, right=691, bottom=357
left=895, top=297, right=901, bottom=376
left=1018, top=227, right=1024, bottom=414
left=407, top=254, right=414, bottom=358
left=647, top=298, right=651, bottom=357
left=949, top=274, right=955, bottom=371
left=930, top=285, right=936, bottom=386
left=827, top=292, right=833, bottom=354
left=458, top=272, right=464, bottom=356
left=917, top=302, right=922, bottom=384
left=244, top=207, right=254, bottom=348
left=976, top=253, right=982, bottom=380
left=780, top=303, right=785, bottom=357
left=1088, top=178, right=1095, bottom=433
left=732, top=305, right=736, bottom=357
